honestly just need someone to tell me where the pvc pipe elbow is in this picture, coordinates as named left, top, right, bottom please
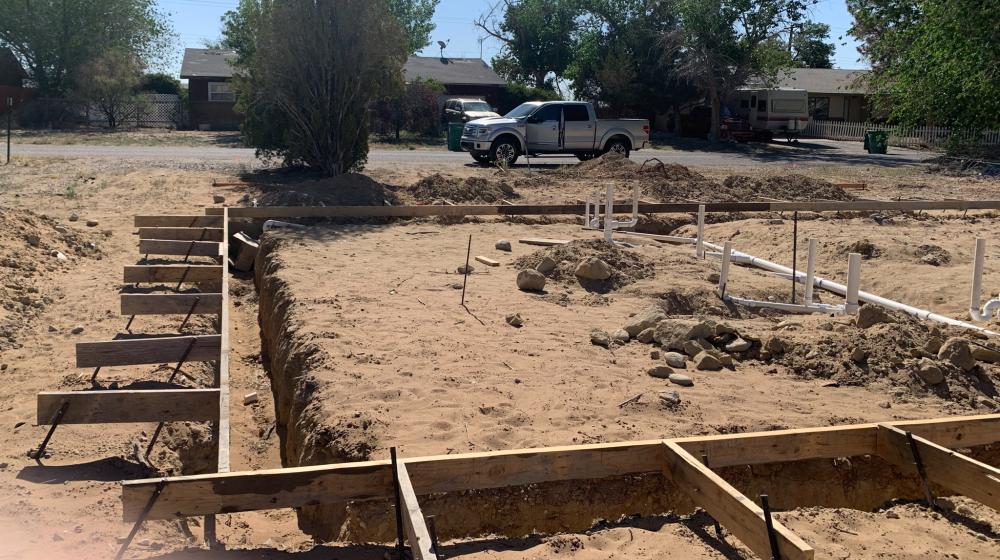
left=971, top=298, right=1000, bottom=322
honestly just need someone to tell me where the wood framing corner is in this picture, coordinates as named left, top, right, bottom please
left=662, top=441, right=815, bottom=560
left=396, top=461, right=436, bottom=560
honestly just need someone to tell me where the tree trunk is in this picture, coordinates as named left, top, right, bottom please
left=708, top=82, right=720, bottom=143
left=534, top=70, right=547, bottom=89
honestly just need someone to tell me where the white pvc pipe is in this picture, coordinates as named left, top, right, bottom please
left=804, top=239, right=817, bottom=304
left=719, top=241, right=732, bottom=297
left=702, top=240, right=999, bottom=337
left=604, top=184, right=614, bottom=243
left=696, top=204, right=706, bottom=259
left=725, top=296, right=845, bottom=315
left=969, top=238, right=1000, bottom=321
left=845, top=253, right=861, bottom=315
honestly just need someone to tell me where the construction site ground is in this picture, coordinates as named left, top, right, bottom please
left=0, top=152, right=998, bottom=559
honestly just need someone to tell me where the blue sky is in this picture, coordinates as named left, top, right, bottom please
left=156, top=0, right=865, bottom=74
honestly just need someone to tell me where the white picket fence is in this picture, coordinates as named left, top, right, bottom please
left=804, top=119, right=1000, bottom=149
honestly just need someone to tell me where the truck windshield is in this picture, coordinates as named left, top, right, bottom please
left=463, top=101, right=492, bottom=112
left=504, top=103, right=541, bottom=119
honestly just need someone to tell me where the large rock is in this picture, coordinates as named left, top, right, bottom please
left=590, top=330, right=612, bottom=348
left=694, top=351, right=723, bottom=371
left=938, top=337, right=976, bottom=371
left=636, top=328, right=656, bottom=344
left=612, top=329, right=631, bottom=344
left=916, top=358, right=945, bottom=385
left=856, top=305, right=896, bottom=329
left=516, top=269, right=546, bottom=292
left=763, top=336, right=789, bottom=355
left=653, top=319, right=715, bottom=351
left=972, top=346, right=1000, bottom=364
left=623, top=307, right=667, bottom=337
left=496, top=240, right=512, bottom=252
left=683, top=339, right=712, bottom=358
left=668, top=373, right=694, bottom=387
left=725, top=338, right=752, bottom=352
left=664, top=352, right=687, bottom=368
left=536, top=256, right=557, bottom=275
left=574, top=257, right=613, bottom=280
left=648, top=366, right=673, bottom=379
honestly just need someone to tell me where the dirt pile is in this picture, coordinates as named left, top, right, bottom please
left=251, top=173, right=400, bottom=207
left=514, top=239, right=655, bottom=293
left=720, top=174, right=856, bottom=201
left=407, top=174, right=519, bottom=203
left=0, top=207, right=101, bottom=351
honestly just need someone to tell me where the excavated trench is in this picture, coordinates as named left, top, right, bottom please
left=253, top=231, right=1000, bottom=544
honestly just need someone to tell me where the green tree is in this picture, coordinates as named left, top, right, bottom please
left=792, top=21, right=835, bottom=68
left=0, top=0, right=173, bottom=96
left=848, top=0, right=1000, bottom=130
left=386, top=0, right=441, bottom=55
left=240, top=0, right=408, bottom=175
left=475, top=0, right=582, bottom=88
left=140, top=72, right=182, bottom=95
left=220, top=0, right=267, bottom=63
left=75, top=49, right=143, bottom=129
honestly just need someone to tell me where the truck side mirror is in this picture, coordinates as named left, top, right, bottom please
left=527, top=115, right=541, bottom=124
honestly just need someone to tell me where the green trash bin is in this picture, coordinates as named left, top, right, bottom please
left=864, top=130, right=889, bottom=154
left=447, top=122, right=465, bottom=152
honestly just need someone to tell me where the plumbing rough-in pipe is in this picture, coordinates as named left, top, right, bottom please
left=970, top=238, right=1000, bottom=322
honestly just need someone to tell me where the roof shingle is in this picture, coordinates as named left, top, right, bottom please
left=403, top=56, right=505, bottom=87
left=180, top=48, right=237, bottom=79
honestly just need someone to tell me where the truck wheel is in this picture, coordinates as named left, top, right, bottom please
left=603, top=137, right=631, bottom=158
left=575, top=152, right=597, bottom=161
left=471, top=151, right=491, bottom=165
left=490, top=139, right=519, bottom=167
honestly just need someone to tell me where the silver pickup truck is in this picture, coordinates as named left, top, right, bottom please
left=461, top=101, right=650, bottom=166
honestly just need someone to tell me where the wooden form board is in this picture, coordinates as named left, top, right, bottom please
left=216, top=207, right=231, bottom=474
left=37, top=389, right=220, bottom=424
left=76, top=335, right=222, bottom=368
left=138, top=227, right=225, bottom=242
left=123, top=265, right=223, bottom=284
left=139, top=239, right=222, bottom=258
left=134, top=215, right=222, bottom=228
left=876, top=424, right=1000, bottom=511
left=224, top=199, right=1000, bottom=219
left=121, top=293, right=223, bottom=316
left=397, top=462, right=436, bottom=560
left=205, top=207, right=225, bottom=216
left=663, top=441, right=814, bottom=560
left=121, top=414, right=1000, bottom=522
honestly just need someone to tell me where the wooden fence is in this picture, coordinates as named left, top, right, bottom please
left=804, top=119, right=1000, bottom=149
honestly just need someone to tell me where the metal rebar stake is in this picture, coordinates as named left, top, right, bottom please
left=460, top=235, right=472, bottom=307
left=760, top=494, right=780, bottom=560
left=178, top=296, right=201, bottom=331
left=701, top=454, right=724, bottom=539
left=906, top=431, right=938, bottom=510
left=115, top=480, right=166, bottom=560
left=428, top=515, right=443, bottom=559
left=391, top=447, right=406, bottom=560
left=175, top=265, right=191, bottom=292
left=28, top=401, right=70, bottom=461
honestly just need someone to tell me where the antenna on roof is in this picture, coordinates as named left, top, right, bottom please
left=437, top=40, right=450, bottom=59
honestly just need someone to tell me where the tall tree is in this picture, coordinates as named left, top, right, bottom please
left=0, top=0, right=173, bottom=96
left=791, top=21, right=835, bottom=68
left=75, top=49, right=143, bottom=129
left=475, top=0, right=582, bottom=88
left=240, top=0, right=408, bottom=175
left=849, top=0, right=1000, bottom=130
left=220, top=0, right=267, bottom=63
left=386, top=0, right=441, bottom=55
left=661, top=0, right=811, bottom=141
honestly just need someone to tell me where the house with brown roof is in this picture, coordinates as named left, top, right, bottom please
left=770, top=68, right=871, bottom=122
left=403, top=56, right=507, bottom=106
left=180, top=48, right=240, bottom=130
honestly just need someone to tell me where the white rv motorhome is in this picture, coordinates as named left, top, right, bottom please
left=733, top=88, right=810, bottom=141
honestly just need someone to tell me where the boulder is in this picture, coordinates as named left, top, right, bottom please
left=590, top=330, right=612, bottom=348
left=683, top=339, right=712, bottom=358
left=694, top=351, right=723, bottom=371
left=653, top=319, right=715, bottom=351
left=856, top=305, right=896, bottom=329
left=496, top=240, right=512, bottom=252
left=668, top=373, right=694, bottom=387
left=612, top=329, right=631, bottom=344
left=516, top=270, right=546, bottom=292
left=636, top=327, right=656, bottom=344
left=938, top=337, right=976, bottom=371
left=648, top=366, right=673, bottom=379
left=916, top=358, right=945, bottom=385
left=664, top=352, right=687, bottom=368
left=725, top=338, right=752, bottom=352
left=623, top=307, right=667, bottom=337
left=574, top=257, right=613, bottom=280
left=536, top=256, right=557, bottom=275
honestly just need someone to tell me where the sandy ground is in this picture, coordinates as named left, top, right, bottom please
left=0, top=154, right=997, bottom=559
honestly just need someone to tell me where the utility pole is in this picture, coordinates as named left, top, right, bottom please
left=5, top=97, right=12, bottom=165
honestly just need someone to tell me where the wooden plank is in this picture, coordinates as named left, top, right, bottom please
left=674, top=424, right=878, bottom=468
left=37, top=389, right=220, bottom=424
left=138, top=227, right=224, bottom=242
left=205, top=207, right=225, bottom=216
left=134, top=215, right=223, bottom=228
left=876, top=424, right=1000, bottom=510
left=123, top=265, right=223, bottom=284
left=224, top=200, right=1000, bottom=219
left=397, top=462, right=436, bottom=560
left=76, top=335, right=222, bottom=368
left=474, top=255, right=500, bottom=267
left=662, top=442, right=814, bottom=560
left=121, top=293, right=223, bottom=316
left=519, top=238, right=570, bottom=246
left=139, top=239, right=222, bottom=258
left=217, top=207, right=231, bottom=474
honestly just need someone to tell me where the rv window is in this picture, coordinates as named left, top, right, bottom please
left=772, top=99, right=806, bottom=113
left=758, top=100, right=767, bottom=112
left=740, top=99, right=749, bottom=109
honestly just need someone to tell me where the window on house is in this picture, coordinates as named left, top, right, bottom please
left=809, top=97, right=830, bottom=120
left=208, top=82, right=235, bottom=102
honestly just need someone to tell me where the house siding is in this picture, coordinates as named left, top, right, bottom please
left=188, top=77, right=240, bottom=130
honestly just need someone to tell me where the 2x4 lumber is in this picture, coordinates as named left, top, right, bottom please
left=120, top=293, right=223, bottom=316
left=474, top=256, right=500, bottom=267
left=134, top=215, right=222, bottom=228
left=519, top=238, right=569, bottom=246
left=139, top=239, right=221, bottom=258
left=37, top=389, right=220, bottom=424
left=137, top=227, right=224, bottom=242
left=76, top=335, right=222, bottom=368
left=123, top=265, right=223, bottom=284
left=216, top=207, right=231, bottom=473
left=397, top=462, right=436, bottom=560
left=662, top=442, right=815, bottom=560
left=224, top=199, right=1000, bottom=219
left=205, top=207, right=225, bottom=216
left=876, top=424, right=1000, bottom=510
left=120, top=414, right=1000, bottom=522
